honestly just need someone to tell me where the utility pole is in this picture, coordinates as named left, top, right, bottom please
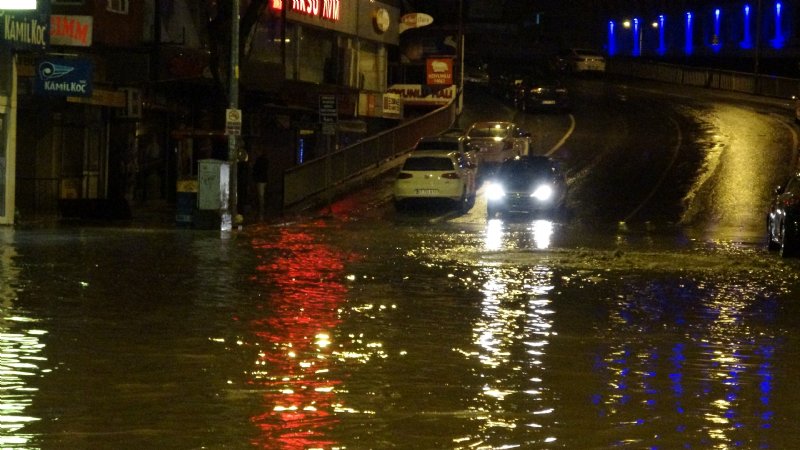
left=224, top=0, right=240, bottom=231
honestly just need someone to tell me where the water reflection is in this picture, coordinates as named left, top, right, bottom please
left=467, top=260, right=558, bottom=446
left=248, top=221, right=353, bottom=448
left=0, top=230, right=47, bottom=447
left=484, top=219, right=555, bottom=251
left=591, top=276, right=780, bottom=447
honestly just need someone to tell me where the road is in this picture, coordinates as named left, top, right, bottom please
left=4, top=76, right=800, bottom=449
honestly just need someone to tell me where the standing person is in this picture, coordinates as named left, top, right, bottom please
left=252, top=151, right=269, bottom=220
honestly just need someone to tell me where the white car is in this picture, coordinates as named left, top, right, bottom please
left=561, top=48, right=606, bottom=73
left=393, top=149, right=478, bottom=211
left=464, top=121, right=531, bottom=174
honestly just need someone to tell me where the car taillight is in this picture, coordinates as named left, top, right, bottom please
left=397, top=172, right=413, bottom=179
left=441, top=172, right=460, bottom=180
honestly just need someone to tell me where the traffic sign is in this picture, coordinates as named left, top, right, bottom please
left=225, top=108, right=242, bottom=136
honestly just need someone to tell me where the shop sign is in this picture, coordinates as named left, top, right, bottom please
left=426, top=58, right=453, bottom=85
left=272, top=0, right=341, bottom=22
left=50, top=15, right=92, bottom=47
left=399, top=13, right=432, bottom=33
left=387, top=84, right=455, bottom=106
left=382, top=92, right=401, bottom=119
left=34, top=57, right=93, bottom=97
left=0, top=4, right=49, bottom=51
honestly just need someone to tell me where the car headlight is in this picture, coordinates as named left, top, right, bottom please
left=531, top=184, right=553, bottom=201
left=486, top=182, right=506, bottom=201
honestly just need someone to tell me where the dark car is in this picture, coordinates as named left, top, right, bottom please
left=512, top=71, right=570, bottom=112
left=486, top=156, right=567, bottom=218
left=767, top=173, right=800, bottom=257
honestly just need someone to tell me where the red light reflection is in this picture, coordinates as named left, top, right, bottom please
left=248, top=221, right=356, bottom=449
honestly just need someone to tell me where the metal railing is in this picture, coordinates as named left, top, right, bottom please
left=609, top=58, right=800, bottom=100
left=283, top=98, right=459, bottom=207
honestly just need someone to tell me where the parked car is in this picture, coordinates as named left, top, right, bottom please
left=485, top=156, right=567, bottom=218
left=557, top=48, right=606, bottom=73
left=464, top=121, right=531, bottom=174
left=393, top=150, right=478, bottom=211
left=767, top=173, right=800, bottom=257
left=413, top=135, right=479, bottom=172
left=511, top=70, right=570, bottom=112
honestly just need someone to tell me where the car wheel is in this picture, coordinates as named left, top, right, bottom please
left=457, top=190, right=470, bottom=213
left=767, top=216, right=781, bottom=251
left=781, top=217, right=799, bottom=257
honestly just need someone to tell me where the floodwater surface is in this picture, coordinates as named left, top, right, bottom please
left=1, top=218, right=799, bottom=449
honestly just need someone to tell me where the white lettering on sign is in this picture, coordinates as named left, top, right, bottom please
left=292, top=0, right=318, bottom=16
left=44, top=80, right=88, bottom=94
left=322, top=0, right=339, bottom=21
left=3, top=15, right=47, bottom=46
left=289, top=0, right=339, bottom=22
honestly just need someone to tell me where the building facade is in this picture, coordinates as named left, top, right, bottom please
left=0, top=0, right=402, bottom=224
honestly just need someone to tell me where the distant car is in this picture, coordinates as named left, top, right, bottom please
left=511, top=71, right=570, bottom=112
left=413, top=135, right=479, bottom=170
left=464, top=64, right=490, bottom=85
left=767, top=173, right=800, bottom=257
left=485, top=156, right=567, bottom=218
left=558, top=48, right=606, bottom=73
left=464, top=121, right=531, bottom=174
left=393, top=149, right=478, bottom=211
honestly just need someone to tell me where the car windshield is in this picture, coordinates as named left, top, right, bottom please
left=416, top=141, right=459, bottom=151
left=403, top=157, right=455, bottom=171
left=497, top=161, right=554, bottom=188
left=468, top=126, right=509, bottom=139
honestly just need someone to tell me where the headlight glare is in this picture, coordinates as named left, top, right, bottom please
left=486, top=182, right=505, bottom=201
left=531, top=184, right=553, bottom=201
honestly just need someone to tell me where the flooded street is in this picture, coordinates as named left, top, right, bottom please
left=4, top=78, right=800, bottom=448
left=3, top=216, right=800, bottom=448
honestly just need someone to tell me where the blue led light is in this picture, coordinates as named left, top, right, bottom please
left=741, top=4, right=753, bottom=49
left=685, top=12, right=693, bottom=55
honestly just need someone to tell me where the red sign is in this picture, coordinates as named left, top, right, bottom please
left=272, top=0, right=340, bottom=22
left=426, top=58, right=453, bottom=85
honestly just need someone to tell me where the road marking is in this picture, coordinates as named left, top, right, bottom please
left=545, top=114, right=576, bottom=157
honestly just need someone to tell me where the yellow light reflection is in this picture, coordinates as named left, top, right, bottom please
left=531, top=220, right=554, bottom=250
left=485, top=219, right=503, bottom=251
left=0, top=232, right=45, bottom=447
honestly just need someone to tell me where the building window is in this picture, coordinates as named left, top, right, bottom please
left=106, top=0, right=129, bottom=14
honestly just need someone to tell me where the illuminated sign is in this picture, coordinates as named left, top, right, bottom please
left=426, top=58, right=453, bottom=85
left=0, top=0, right=36, bottom=9
left=272, top=0, right=340, bottom=22
left=387, top=84, right=455, bottom=106
left=1, top=6, right=49, bottom=50
left=34, top=57, right=93, bottom=97
left=50, top=15, right=92, bottom=47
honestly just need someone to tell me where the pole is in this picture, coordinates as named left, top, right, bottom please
left=224, top=0, right=240, bottom=231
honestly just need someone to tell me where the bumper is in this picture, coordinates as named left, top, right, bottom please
left=393, top=182, right=463, bottom=202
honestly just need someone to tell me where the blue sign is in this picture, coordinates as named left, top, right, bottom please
left=0, top=3, right=50, bottom=51
left=34, top=57, right=93, bottom=97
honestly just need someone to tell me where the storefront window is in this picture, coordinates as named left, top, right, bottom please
left=295, top=27, right=333, bottom=84
left=359, top=40, right=382, bottom=91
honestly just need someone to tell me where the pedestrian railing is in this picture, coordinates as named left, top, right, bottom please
left=283, top=97, right=459, bottom=207
left=609, top=58, right=800, bottom=100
